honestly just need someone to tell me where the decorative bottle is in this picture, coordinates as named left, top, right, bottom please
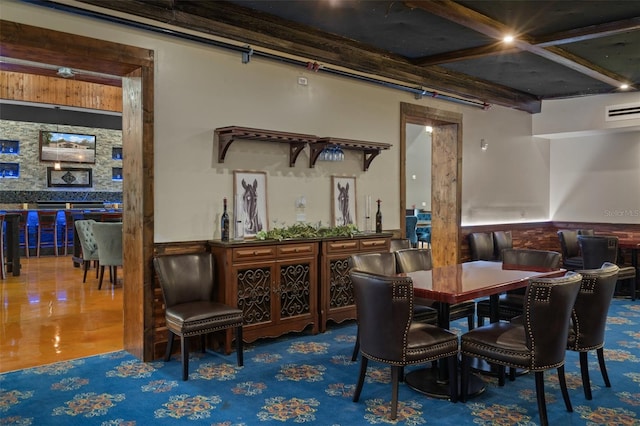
left=375, top=199, right=382, bottom=233
left=221, top=197, right=230, bottom=241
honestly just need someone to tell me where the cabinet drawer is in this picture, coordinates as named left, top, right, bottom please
left=277, top=243, right=316, bottom=257
left=326, top=240, right=359, bottom=253
left=360, top=238, right=389, bottom=251
left=233, top=246, right=276, bottom=261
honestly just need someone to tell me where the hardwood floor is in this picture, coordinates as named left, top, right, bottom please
left=0, top=255, right=123, bottom=373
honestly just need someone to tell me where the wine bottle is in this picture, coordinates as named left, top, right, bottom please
left=221, top=197, right=230, bottom=241
left=375, top=199, right=382, bottom=233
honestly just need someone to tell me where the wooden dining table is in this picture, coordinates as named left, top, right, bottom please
left=399, top=260, right=566, bottom=399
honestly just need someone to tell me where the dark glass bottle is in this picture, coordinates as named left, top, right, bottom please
left=375, top=199, right=382, bottom=233
left=221, top=197, right=230, bottom=241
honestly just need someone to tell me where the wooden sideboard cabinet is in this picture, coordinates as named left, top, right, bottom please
left=209, top=240, right=319, bottom=346
left=319, top=234, right=391, bottom=332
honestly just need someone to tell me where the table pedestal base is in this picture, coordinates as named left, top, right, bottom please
left=405, top=368, right=485, bottom=400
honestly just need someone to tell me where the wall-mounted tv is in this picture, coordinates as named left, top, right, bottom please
left=39, top=131, right=96, bottom=164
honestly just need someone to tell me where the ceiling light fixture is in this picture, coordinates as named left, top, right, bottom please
left=620, top=84, right=629, bottom=90
left=56, top=67, right=75, bottom=78
left=503, top=35, right=514, bottom=43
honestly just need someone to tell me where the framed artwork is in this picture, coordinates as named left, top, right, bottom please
left=47, top=167, right=93, bottom=187
left=331, top=176, right=356, bottom=227
left=39, top=131, right=96, bottom=164
left=233, top=170, right=268, bottom=238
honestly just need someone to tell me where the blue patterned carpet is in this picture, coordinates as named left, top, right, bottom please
left=2, top=298, right=639, bottom=425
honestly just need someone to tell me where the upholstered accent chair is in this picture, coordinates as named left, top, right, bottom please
left=469, top=232, right=496, bottom=261
left=348, top=251, right=438, bottom=360
left=405, top=215, right=418, bottom=248
left=569, top=262, right=619, bottom=400
left=92, top=222, right=123, bottom=290
left=476, top=248, right=562, bottom=326
left=557, top=230, right=584, bottom=270
left=74, top=219, right=100, bottom=283
left=153, top=252, right=244, bottom=381
left=578, top=235, right=636, bottom=300
left=460, top=272, right=582, bottom=426
left=350, top=270, right=459, bottom=419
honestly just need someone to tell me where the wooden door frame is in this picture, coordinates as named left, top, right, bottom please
left=1, top=20, right=155, bottom=360
left=400, top=102, right=462, bottom=266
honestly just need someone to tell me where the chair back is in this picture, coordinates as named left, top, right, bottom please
left=395, top=248, right=433, bottom=272
left=350, top=270, right=413, bottom=362
left=469, top=232, right=495, bottom=261
left=37, top=210, right=58, bottom=228
left=578, top=229, right=595, bottom=236
left=578, top=235, right=619, bottom=269
left=101, top=212, right=123, bottom=222
left=153, top=252, right=216, bottom=308
left=405, top=215, right=418, bottom=246
left=569, top=263, right=619, bottom=351
left=349, top=252, right=396, bottom=275
left=502, top=248, right=561, bottom=271
left=92, top=222, right=123, bottom=266
left=523, top=271, right=582, bottom=370
left=493, top=230, right=513, bottom=261
left=74, top=219, right=99, bottom=260
left=557, top=230, right=580, bottom=258
left=390, top=238, right=410, bottom=252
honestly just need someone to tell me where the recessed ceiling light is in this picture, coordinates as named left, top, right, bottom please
left=620, top=84, right=629, bottom=90
left=503, top=35, right=514, bottom=43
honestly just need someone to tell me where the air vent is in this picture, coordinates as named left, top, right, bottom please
left=605, top=102, right=640, bottom=121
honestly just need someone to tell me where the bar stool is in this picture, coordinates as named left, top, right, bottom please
left=36, top=210, right=59, bottom=257
left=0, top=213, right=5, bottom=279
left=17, top=210, right=29, bottom=258
left=63, top=210, right=83, bottom=256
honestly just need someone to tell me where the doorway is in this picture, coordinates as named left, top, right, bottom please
left=400, top=102, right=463, bottom=267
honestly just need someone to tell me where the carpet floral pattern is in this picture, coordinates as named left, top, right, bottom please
left=1, top=299, right=639, bottom=425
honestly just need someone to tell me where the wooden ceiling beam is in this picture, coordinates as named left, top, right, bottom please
left=405, top=0, right=632, bottom=88
left=73, top=0, right=541, bottom=113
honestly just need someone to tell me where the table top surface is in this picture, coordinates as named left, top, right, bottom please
left=619, top=241, right=640, bottom=249
left=400, top=260, right=566, bottom=304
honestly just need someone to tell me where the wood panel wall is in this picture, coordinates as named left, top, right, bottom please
left=0, top=70, right=122, bottom=112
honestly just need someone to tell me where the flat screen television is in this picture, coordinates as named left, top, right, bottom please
left=39, top=131, right=96, bottom=164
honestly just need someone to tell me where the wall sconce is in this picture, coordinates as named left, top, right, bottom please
left=480, top=139, right=488, bottom=151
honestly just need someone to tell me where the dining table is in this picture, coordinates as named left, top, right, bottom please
left=399, top=260, right=566, bottom=399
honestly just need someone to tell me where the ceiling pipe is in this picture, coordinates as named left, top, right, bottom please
left=21, top=0, right=489, bottom=110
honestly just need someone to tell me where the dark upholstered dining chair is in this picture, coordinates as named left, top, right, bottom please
left=389, top=238, right=411, bottom=252
left=557, top=230, right=584, bottom=270
left=460, top=272, right=582, bottom=426
left=578, top=235, right=636, bottom=300
left=469, top=232, right=496, bottom=261
left=476, top=248, right=562, bottom=326
left=395, top=248, right=476, bottom=330
left=153, top=252, right=244, bottom=381
left=569, top=262, right=619, bottom=400
left=350, top=270, right=459, bottom=420
left=492, top=230, right=513, bottom=261
left=348, top=252, right=437, bottom=361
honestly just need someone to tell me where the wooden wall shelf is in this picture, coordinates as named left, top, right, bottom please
left=310, top=137, right=391, bottom=171
left=215, top=126, right=316, bottom=167
left=214, top=126, right=391, bottom=171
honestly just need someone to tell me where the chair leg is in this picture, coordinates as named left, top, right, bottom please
left=558, top=365, right=573, bottom=412
left=164, top=331, right=175, bottom=361
left=579, top=351, right=592, bottom=400
left=596, top=347, right=611, bottom=388
left=497, top=365, right=506, bottom=386
left=82, top=261, right=89, bottom=282
left=467, top=314, right=474, bottom=330
left=534, top=371, right=549, bottom=426
left=460, top=354, right=470, bottom=403
left=236, top=325, right=244, bottom=367
left=351, top=327, right=360, bottom=361
left=200, top=334, right=206, bottom=353
left=98, top=265, right=105, bottom=290
left=390, top=365, right=400, bottom=420
left=353, top=356, right=368, bottom=402
left=448, top=354, right=458, bottom=403
left=181, top=335, right=189, bottom=381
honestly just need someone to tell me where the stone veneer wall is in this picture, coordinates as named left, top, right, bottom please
left=0, top=119, right=122, bottom=202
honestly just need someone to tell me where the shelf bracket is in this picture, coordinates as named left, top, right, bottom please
left=363, top=149, right=381, bottom=172
left=217, top=134, right=234, bottom=164
left=289, top=142, right=307, bottom=167
left=309, top=142, right=329, bottom=168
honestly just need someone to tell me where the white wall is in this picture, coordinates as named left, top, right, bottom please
left=9, top=0, right=612, bottom=240
left=405, top=124, right=431, bottom=211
